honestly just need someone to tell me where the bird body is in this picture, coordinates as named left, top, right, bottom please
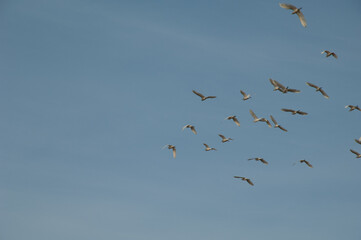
left=225, top=115, right=240, bottom=127
left=219, top=134, right=233, bottom=143
left=281, top=108, right=308, bottom=115
left=234, top=176, right=254, bottom=186
left=240, top=90, right=251, bottom=100
left=203, top=143, right=216, bottom=151
left=345, top=105, right=361, bottom=112
left=270, top=115, right=288, bottom=132
left=248, top=157, right=268, bottom=165
left=192, top=90, right=216, bottom=101
left=306, top=82, right=329, bottom=99
left=279, top=3, right=307, bottom=27
left=321, top=50, right=338, bottom=59
left=250, top=109, right=272, bottom=127
left=350, top=149, right=361, bottom=158
left=182, top=124, right=197, bottom=135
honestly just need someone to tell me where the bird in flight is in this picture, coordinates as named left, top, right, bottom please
left=203, top=143, right=216, bottom=151
left=249, top=109, right=272, bottom=127
left=355, top=137, right=361, bottom=145
left=240, top=90, right=251, bottom=100
left=350, top=149, right=361, bottom=158
left=345, top=105, right=361, bottom=112
left=182, top=124, right=197, bottom=135
left=321, top=50, right=338, bottom=59
left=299, top=159, right=313, bottom=168
left=234, top=176, right=254, bottom=186
left=270, top=115, right=288, bottom=132
left=192, top=90, right=216, bottom=101
left=281, top=108, right=308, bottom=115
left=225, top=115, right=240, bottom=127
left=269, top=78, right=286, bottom=92
left=306, top=82, right=329, bottom=99
left=162, top=145, right=176, bottom=158
left=219, top=134, right=233, bottom=143
left=279, top=3, right=307, bottom=27
left=248, top=157, right=268, bottom=165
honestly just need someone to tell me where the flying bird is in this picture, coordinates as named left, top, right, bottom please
left=203, top=143, right=216, bottom=151
left=270, top=115, right=288, bottom=132
left=219, top=134, right=233, bottom=143
left=281, top=108, right=308, bottom=115
left=355, top=137, right=361, bottom=145
left=249, top=109, right=272, bottom=127
left=182, top=124, right=197, bottom=135
left=234, top=176, right=254, bottom=186
left=248, top=157, right=268, bottom=165
left=192, top=90, right=216, bottom=101
left=345, top=105, right=361, bottom=112
left=300, top=159, right=313, bottom=168
left=162, top=145, right=176, bottom=158
left=306, top=82, right=329, bottom=99
left=225, top=115, right=240, bottom=127
left=321, top=50, right=338, bottom=59
left=240, top=90, right=251, bottom=100
left=350, top=149, right=361, bottom=158
left=269, top=78, right=286, bottom=92
left=279, top=3, right=307, bottom=27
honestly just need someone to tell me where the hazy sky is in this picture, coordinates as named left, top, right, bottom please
left=1, top=0, right=361, bottom=239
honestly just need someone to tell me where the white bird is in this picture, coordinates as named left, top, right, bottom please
left=345, top=105, right=361, bottom=112
left=248, top=157, right=268, bottom=165
left=270, top=115, right=288, bottom=132
left=279, top=3, right=307, bottom=27
left=203, top=143, right=216, bottom=151
left=355, top=137, right=361, bottom=145
left=240, top=90, right=251, bottom=100
left=350, top=149, right=361, bottom=158
left=321, top=50, right=338, bottom=59
left=162, top=145, right=176, bottom=158
left=234, top=176, right=254, bottom=186
left=281, top=108, right=308, bottom=115
left=306, top=82, right=329, bottom=99
left=219, top=134, right=233, bottom=143
left=249, top=109, right=272, bottom=127
left=192, top=90, right=216, bottom=101
left=182, top=124, right=197, bottom=135
left=225, top=115, right=240, bottom=127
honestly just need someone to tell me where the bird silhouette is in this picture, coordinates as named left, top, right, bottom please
left=192, top=90, right=216, bottom=101
left=240, top=90, right=251, bottom=100
left=234, top=176, right=254, bottom=186
left=270, top=115, right=288, bottom=132
left=306, top=82, right=329, bottom=99
left=162, top=145, right=176, bottom=158
left=219, top=134, right=233, bottom=143
left=203, top=143, right=216, bottom=151
left=250, top=109, right=272, bottom=127
left=225, top=115, right=240, bottom=127
left=345, top=105, right=361, bottom=112
left=321, top=50, right=338, bottom=59
left=350, top=149, right=361, bottom=158
left=281, top=108, right=308, bottom=115
left=248, top=157, right=268, bottom=165
left=279, top=3, right=307, bottom=27
left=182, top=124, right=197, bottom=135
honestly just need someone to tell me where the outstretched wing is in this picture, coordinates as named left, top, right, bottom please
left=218, top=134, right=226, bottom=140
left=279, top=3, right=297, bottom=10
left=233, top=117, right=240, bottom=126
left=182, top=125, right=188, bottom=131
left=240, top=90, right=247, bottom=97
left=203, top=143, right=209, bottom=148
left=306, top=82, right=318, bottom=89
left=278, top=125, right=288, bottom=132
left=172, top=147, right=176, bottom=158
left=298, top=111, right=308, bottom=115
left=270, top=115, right=278, bottom=125
left=274, top=80, right=286, bottom=90
left=319, top=89, right=329, bottom=99
left=269, top=78, right=277, bottom=87
left=296, top=11, right=307, bottom=27
left=281, top=108, right=294, bottom=113
left=249, top=109, right=258, bottom=119
left=331, top=53, right=338, bottom=59
left=287, top=88, right=301, bottom=93
left=304, top=160, right=313, bottom=168
left=260, top=159, right=268, bottom=165
left=350, top=149, right=360, bottom=156
left=246, top=179, right=254, bottom=186
left=204, top=96, right=216, bottom=100
left=265, top=119, right=272, bottom=128
left=192, top=90, right=205, bottom=98
left=190, top=126, right=197, bottom=135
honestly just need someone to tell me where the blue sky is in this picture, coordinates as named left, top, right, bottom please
left=1, top=0, right=361, bottom=239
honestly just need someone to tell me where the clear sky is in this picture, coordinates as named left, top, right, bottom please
left=1, top=0, right=361, bottom=239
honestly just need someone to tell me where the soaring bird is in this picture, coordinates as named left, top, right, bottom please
left=248, top=157, right=268, bottom=165
left=225, top=115, right=240, bottom=127
left=345, top=105, right=361, bottom=112
left=281, top=108, right=308, bottom=115
left=162, top=145, right=176, bottom=158
left=279, top=3, right=307, bottom=27
left=249, top=109, right=272, bottom=127
left=182, top=124, right=197, bottom=135
left=270, top=115, right=288, bottom=132
left=240, top=90, right=251, bottom=100
left=355, top=137, right=361, bottom=145
left=203, top=143, right=216, bottom=151
left=321, top=50, right=338, bottom=59
left=350, top=149, right=361, bottom=158
left=192, top=90, right=216, bottom=101
left=234, top=176, right=254, bottom=186
left=300, top=159, right=313, bottom=168
left=269, top=78, right=286, bottom=92
left=306, top=82, right=329, bottom=99
left=219, top=134, right=233, bottom=143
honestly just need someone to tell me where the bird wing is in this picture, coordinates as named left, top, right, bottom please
left=322, top=50, right=330, bottom=55
left=240, top=90, right=247, bottom=97
left=278, top=125, right=288, bottom=132
left=296, top=11, right=307, bottom=27
left=331, top=53, right=338, bottom=59
left=182, top=125, right=188, bottom=131
left=305, top=161, right=313, bottom=168
left=279, top=3, right=297, bottom=10
left=345, top=105, right=350, bottom=108
left=274, top=80, right=286, bottom=90
left=260, top=159, right=268, bottom=165
left=192, top=90, right=205, bottom=98
left=203, top=143, right=209, bottom=148
left=298, top=111, right=308, bottom=115
left=287, top=88, right=300, bottom=93
left=281, top=108, right=294, bottom=113
left=319, top=89, right=329, bottom=99
left=356, top=106, right=361, bottom=111
left=270, top=115, right=277, bottom=125
left=249, top=109, right=258, bottom=119
left=246, top=179, right=254, bottom=186
left=190, top=126, right=197, bottom=134
left=219, top=134, right=226, bottom=139
left=269, top=78, right=277, bottom=87
left=172, top=148, right=176, bottom=158
left=350, top=149, right=360, bottom=156
left=355, top=139, right=361, bottom=144
left=265, top=119, right=272, bottom=128
left=234, top=176, right=241, bottom=178
left=233, top=117, right=240, bottom=126
left=205, top=96, right=216, bottom=99
left=306, top=82, right=318, bottom=89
